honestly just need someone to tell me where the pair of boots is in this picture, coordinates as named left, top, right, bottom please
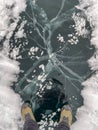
left=21, top=102, right=72, bottom=128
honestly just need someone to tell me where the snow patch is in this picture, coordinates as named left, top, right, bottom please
left=0, top=53, right=22, bottom=130
left=71, top=0, right=98, bottom=130
left=0, top=0, right=26, bottom=129
left=0, top=0, right=26, bottom=39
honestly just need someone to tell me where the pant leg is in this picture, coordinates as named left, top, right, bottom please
left=55, top=121, right=70, bottom=130
left=23, top=118, right=39, bottom=130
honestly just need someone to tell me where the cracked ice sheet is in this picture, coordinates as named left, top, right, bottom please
left=0, top=0, right=26, bottom=130
left=71, top=0, right=98, bottom=130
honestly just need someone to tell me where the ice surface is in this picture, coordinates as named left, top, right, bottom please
left=0, top=0, right=98, bottom=130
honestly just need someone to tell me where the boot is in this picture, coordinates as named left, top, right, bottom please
left=59, top=105, right=72, bottom=126
left=21, top=102, right=36, bottom=121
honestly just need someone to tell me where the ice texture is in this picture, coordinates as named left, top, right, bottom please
left=0, top=0, right=98, bottom=130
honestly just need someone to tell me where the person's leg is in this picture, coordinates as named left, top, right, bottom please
left=23, top=118, right=38, bottom=130
left=55, top=105, right=72, bottom=130
left=55, top=121, right=70, bottom=130
left=21, top=102, right=39, bottom=130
